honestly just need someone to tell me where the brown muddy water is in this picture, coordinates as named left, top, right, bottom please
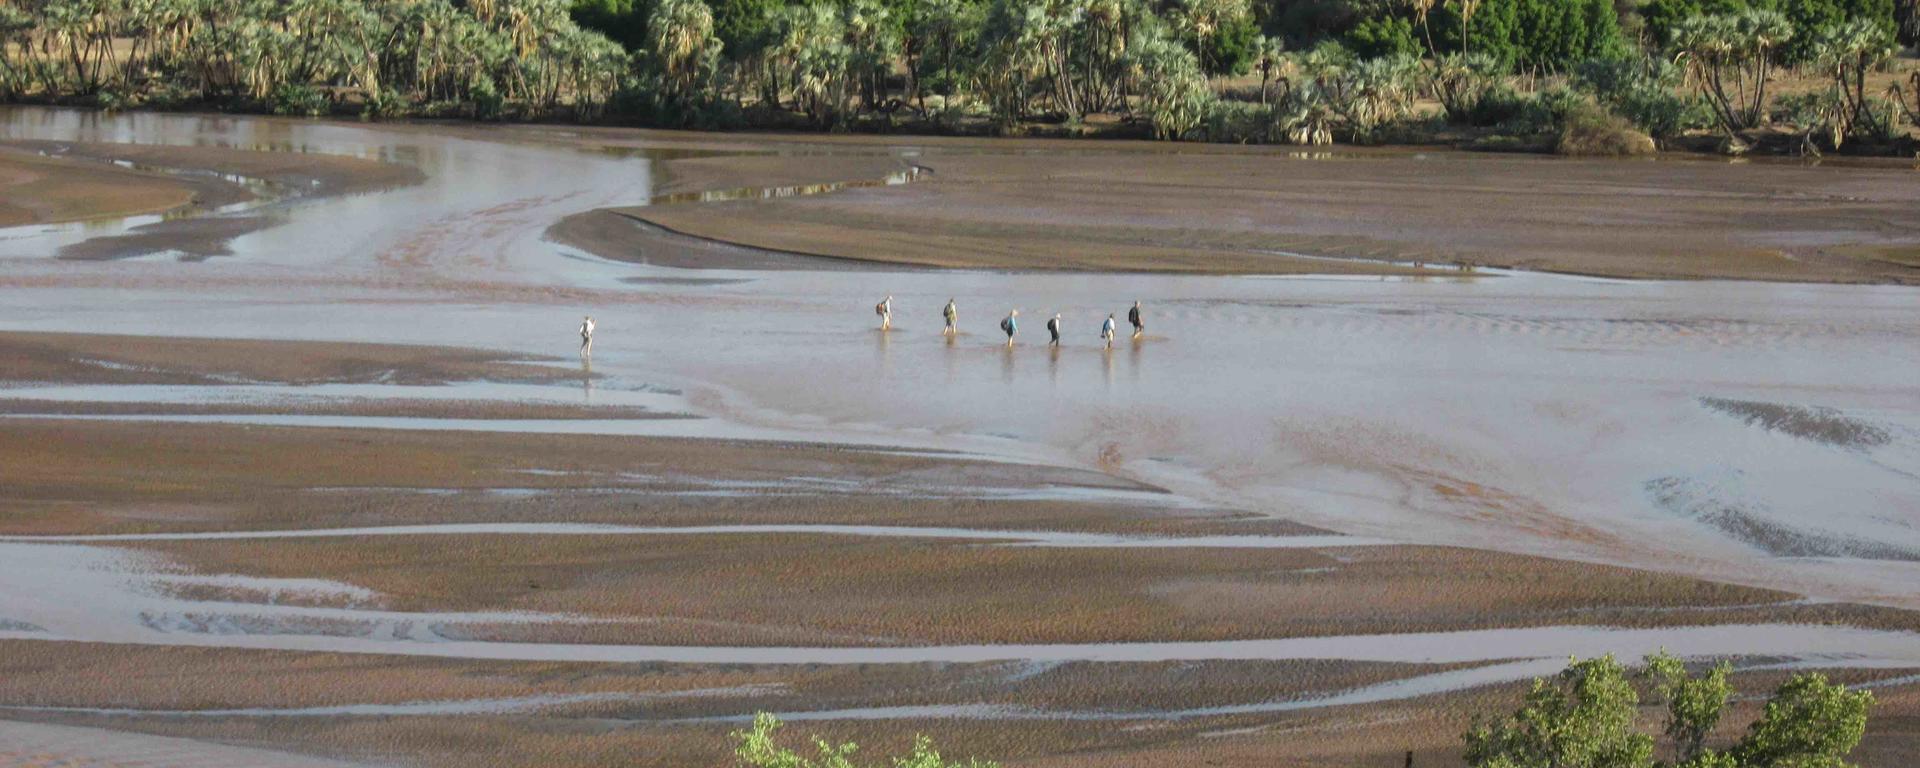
left=1, top=106, right=1919, bottom=761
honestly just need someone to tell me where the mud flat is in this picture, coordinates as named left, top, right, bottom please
left=2, top=331, right=1918, bottom=766
left=0, top=136, right=421, bottom=260
left=0, top=146, right=202, bottom=226
left=0, top=642, right=1916, bottom=768
left=0, top=331, right=591, bottom=387
left=540, top=131, right=1920, bottom=282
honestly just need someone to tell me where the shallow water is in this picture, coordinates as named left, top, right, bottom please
left=1, top=105, right=1917, bottom=617
left=679, top=659, right=1577, bottom=722
left=0, top=522, right=1384, bottom=548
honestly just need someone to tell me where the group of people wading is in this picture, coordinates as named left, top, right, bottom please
left=880, top=296, right=1144, bottom=349
left=576, top=299, right=1147, bottom=357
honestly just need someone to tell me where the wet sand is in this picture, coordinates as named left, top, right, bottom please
left=545, top=133, right=1920, bottom=282
left=0, top=331, right=588, bottom=386
left=2, top=331, right=1918, bottom=765
left=0, top=138, right=422, bottom=260
left=0, top=147, right=201, bottom=226
left=1, top=640, right=1915, bottom=768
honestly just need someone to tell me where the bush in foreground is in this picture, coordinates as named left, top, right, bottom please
left=733, top=713, right=999, bottom=768
left=1467, top=654, right=1874, bottom=768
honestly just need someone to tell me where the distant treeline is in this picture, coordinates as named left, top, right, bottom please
left=1, top=0, right=1915, bottom=152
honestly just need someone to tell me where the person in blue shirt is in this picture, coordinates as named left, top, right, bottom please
left=1000, top=310, right=1018, bottom=347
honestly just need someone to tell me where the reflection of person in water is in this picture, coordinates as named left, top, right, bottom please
left=1046, top=313, right=1062, bottom=346
left=1000, top=310, right=1018, bottom=347
left=1101, top=313, right=1116, bottom=350
left=875, top=295, right=892, bottom=330
left=942, top=298, right=958, bottom=335
left=1128, top=301, right=1143, bottom=339
left=579, top=316, right=595, bottom=356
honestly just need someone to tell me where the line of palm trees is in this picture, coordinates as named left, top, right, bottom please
left=0, top=0, right=1909, bottom=150
left=0, top=0, right=626, bottom=117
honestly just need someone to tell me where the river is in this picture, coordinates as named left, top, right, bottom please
left=1, top=105, right=1916, bottom=621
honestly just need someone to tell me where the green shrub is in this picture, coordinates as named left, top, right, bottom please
left=732, top=713, right=998, bottom=768
left=1468, top=655, right=1874, bottom=768
left=360, top=89, right=410, bottom=121
left=470, top=76, right=505, bottom=120
left=1556, top=98, right=1657, bottom=154
left=1203, top=99, right=1274, bottom=142
left=1475, top=86, right=1587, bottom=135
left=1467, top=84, right=1538, bottom=127
left=1134, top=32, right=1214, bottom=140
left=1206, top=14, right=1262, bottom=76
left=1426, top=0, right=1626, bottom=70
left=95, top=87, right=136, bottom=112
left=271, top=84, right=330, bottom=117
left=1431, top=52, right=1505, bottom=124
left=1346, top=16, right=1421, bottom=58
left=1572, top=56, right=1710, bottom=140
left=1644, top=0, right=1897, bottom=63
left=1612, top=87, right=1710, bottom=141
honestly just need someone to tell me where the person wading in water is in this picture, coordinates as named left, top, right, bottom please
left=1101, top=313, right=1117, bottom=350
left=1128, top=301, right=1144, bottom=340
left=1000, top=310, right=1019, bottom=347
left=942, top=298, right=958, bottom=335
left=1046, top=313, right=1062, bottom=347
left=875, top=295, right=893, bottom=330
left=579, top=316, right=595, bottom=356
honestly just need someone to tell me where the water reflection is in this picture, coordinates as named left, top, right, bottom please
left=579, top=356, right=594, bottom=404
left=648, top=165, right=925, bottom=206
